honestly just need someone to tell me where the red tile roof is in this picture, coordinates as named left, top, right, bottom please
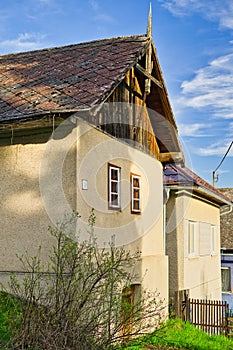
left=163, top=164, right=233, bottom=205
left=0, top=35, right=149, bottom=123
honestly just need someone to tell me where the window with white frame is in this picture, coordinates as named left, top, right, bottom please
left=108, top=164, right=121, bottom=209
left=188, top=221, right=197, bottom=257
left=211, top=225, right=217, bottom=255
left=221, top=267, right=231, bottom=292
left=131, top=174, right=141, bottom=214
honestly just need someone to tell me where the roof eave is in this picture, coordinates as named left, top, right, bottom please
left=164, top=183, right=233, bottom=207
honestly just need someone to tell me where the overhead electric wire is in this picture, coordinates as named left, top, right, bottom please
left=214, top=141, right=233, bottom=173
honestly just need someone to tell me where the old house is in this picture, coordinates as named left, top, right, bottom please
left=0, top=14, right=184, bottom=310
left=164, top=164, right=232, bottom=313
left=218, top=188, right=233, bottom=310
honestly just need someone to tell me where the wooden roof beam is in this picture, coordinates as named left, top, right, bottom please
left=135, top=63, right=163, bottom=89
left=159, top=152, right=184, bottom=164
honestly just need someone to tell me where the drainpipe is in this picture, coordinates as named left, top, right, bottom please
left=163, top=188, right=170, bottom=255
left=220, top=205, right=233, bottom=216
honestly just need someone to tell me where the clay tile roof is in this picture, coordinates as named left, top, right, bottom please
left=163, top=163, right=233, bottom=205
left=0, top=35, right=149, bottom=123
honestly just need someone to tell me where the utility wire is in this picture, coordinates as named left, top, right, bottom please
left=212, top=141, right=233, bottom=187
left=214, top=141, right=233, bottom=172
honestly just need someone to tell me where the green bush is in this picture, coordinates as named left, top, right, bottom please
left=1, top=212, right=166, bottom=349
left=0, top=291, right=22, bottom=346
left=2, top=296, right=233, bottom=350
left=119, top=318, right=233, bottom=350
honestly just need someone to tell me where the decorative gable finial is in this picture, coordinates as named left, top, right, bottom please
left=146, top=2, right=152, bottom=39
left=145, top=2, right=152, bottom=94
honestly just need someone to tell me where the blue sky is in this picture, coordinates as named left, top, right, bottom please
left=0, top=0, right=232, bottom=188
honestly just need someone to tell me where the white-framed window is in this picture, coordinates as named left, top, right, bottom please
left=108, top=164, right=121, bottom=209
left=188, top=221, right=197, bottom=258
left=131, top=173, right=141, bottom=214
left=221, top=267, right=231, bottom=292
left=211, top=225, right=217, bottom=255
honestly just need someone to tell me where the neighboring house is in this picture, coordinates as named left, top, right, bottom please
left=218, top=188, right=233, bottom=310
left=221, top=251, right=233, bottom=310
left=0, top=19, right=184, bottom=309
left=163, top=164, right=232, bottom=313
left=219, top=188, right=233, bottom=248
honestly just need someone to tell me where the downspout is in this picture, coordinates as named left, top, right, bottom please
left=220, top=205, right=233, bottom=216
left=163, top=188, right=170, bottom=255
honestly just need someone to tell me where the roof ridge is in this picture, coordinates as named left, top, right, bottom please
left=0, top=34, right=148, bottom=59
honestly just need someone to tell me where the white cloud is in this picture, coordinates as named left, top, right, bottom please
left=88, top=0, right=99, bottom=11
left=94, top=13, right=116, bottom=23
left=197, top=140, right=233, bottom=156
left=88, top=0, right=116, bottom=24
left=159, top=0, right=233, bottom=30
left=178, top=123, right=211, bottom=137
left=179, top=52, right=233, bottom=119
left=0, top=33, right=47, bottom=54
left=217, top=169, right=231, bottom=175
left=229, top=122, right=233, bottom=136
left=159, top=0, right=205, bottom=17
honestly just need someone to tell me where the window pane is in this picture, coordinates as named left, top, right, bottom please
left=133, top=189, right=139, bottom=199
left=133, top=178, right=139, bottom=187
left=189, top=231, right=194, bottom=253
left=188, top=222, right=196, bottom=255
left=133, top=200, right=140, bottom=210
left=111, top=194, right=118, bottom=206
left=111, top=181, right=118, bottom=193
left=111, top=169, right=118, bottom=180
left=222, top=268, right=231, bottom=292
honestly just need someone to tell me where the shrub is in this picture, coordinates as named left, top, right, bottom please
left=4, top=211, right=166, bottom=349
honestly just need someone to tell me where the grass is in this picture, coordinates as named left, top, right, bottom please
left=0, top=291, right=22, bottom=347
left=1, top=292, right=233, bottom=350
left=117, top=318, right=233, bottom=350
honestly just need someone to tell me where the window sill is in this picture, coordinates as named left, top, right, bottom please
left=131, top=210, right=141, bottom=215
left=188, top=254, right=198, bottom=259
left=108, top=206, right=121, bottom=212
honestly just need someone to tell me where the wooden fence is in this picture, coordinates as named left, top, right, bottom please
left=184, top=298, right=229, bottom=335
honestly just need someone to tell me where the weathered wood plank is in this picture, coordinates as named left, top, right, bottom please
left=135, top=63, right=163, bottom=89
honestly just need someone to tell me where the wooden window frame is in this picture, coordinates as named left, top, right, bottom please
left=108, top=163, right=121, bottom=210
left=130, top=173, right=141, bottom=214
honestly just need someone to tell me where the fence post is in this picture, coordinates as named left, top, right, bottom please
left=186, top=297, right=190, bottom=322
left=174, top=289, right=189, bottom=320
left=225, top=302, right=229, bottom=336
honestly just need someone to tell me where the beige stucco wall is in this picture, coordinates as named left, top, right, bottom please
left=166, top=191, right=221, bottom=302
left=0, top=118, right=168, bottom=307
left=74, top=121, right=168, bottom=304
left=0, top=143, right=54, bottom=271
left=0, top=125, right=77, bottom=273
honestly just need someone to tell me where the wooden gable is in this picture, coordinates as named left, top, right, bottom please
left=0, top=27, right=183, bottom=164
left=86, top=39, right=183, bottom=164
